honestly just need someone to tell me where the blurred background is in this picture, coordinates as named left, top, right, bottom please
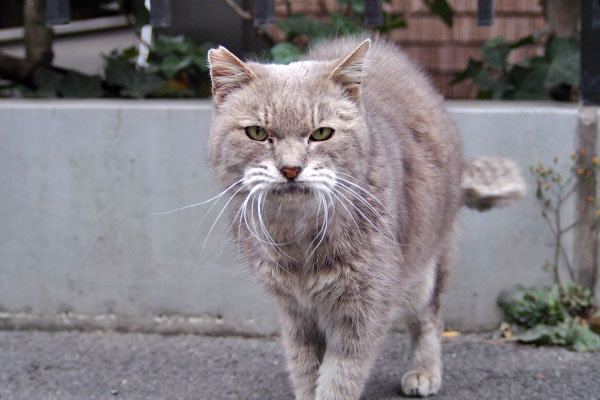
left=1, top=0, right=598, bottom=350
left=0, top=0, right=580, bottom=101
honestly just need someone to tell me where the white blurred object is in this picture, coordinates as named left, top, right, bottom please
left=136, top=0, right=152, bottom=68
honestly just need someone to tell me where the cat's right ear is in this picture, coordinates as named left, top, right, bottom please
left=208, top=46, right=256, bottom=105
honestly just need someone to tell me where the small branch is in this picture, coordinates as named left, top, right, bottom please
left=542, top=211, right=575, bottom=283
left=560, top=219, right=580, bottom=234
left=223, top=0, right=253, bottom=20
left=558, top=184, right=577, bottom=206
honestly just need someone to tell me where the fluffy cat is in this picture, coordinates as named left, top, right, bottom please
left=206, top=37, right=525, bottom=399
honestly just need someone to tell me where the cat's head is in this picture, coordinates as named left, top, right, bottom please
left=206, top=40, right=371, bottom=207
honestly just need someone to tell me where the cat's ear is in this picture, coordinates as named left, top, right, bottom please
left=208, top=46, right=257, bottom=105
left=328, top=39, right=370, bottom=102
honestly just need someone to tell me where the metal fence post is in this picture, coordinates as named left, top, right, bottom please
left=477, top=0, right=494, bottom=26
left=581, top=0, right=600, bottom=105
left=46, top=0, right=70, bottom=25
left=364, top=0, right=383, bottom=28
left=254, top=0, right=275, bottom=26
left=150, top=0, right=171, bottom=27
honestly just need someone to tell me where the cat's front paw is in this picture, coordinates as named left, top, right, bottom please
left=401, top=370, right=441, bottom=397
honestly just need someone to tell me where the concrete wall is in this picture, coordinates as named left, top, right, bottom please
left=0, top=100, right=597, bottom=335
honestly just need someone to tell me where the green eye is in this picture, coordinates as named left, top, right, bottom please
left=245, top=126, right=268, bottom=141
left=310, top=127, right=334, bottom=142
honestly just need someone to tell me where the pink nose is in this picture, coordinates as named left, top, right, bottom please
left=281, top=166, right=301, bottom=180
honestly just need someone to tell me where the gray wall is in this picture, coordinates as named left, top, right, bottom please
left=0, top=100, right=596, bottom=335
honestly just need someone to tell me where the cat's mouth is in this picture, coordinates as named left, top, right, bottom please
left=271, top=182, right=310, bottom=197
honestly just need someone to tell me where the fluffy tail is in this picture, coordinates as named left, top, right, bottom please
left=461, top=157, right=527, bottom=211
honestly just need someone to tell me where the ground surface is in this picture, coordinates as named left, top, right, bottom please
left=0, top=330, right=598, bottom=400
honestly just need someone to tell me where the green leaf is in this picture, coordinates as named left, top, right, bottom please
left=329, top=12, right=363, bottom=35
left=156, top=54, right=192, bottom=79
left=471, top=68, right=497, bottom=91
left=104, top=56, right=166, bottom=98
left=121, top=46, right=139, bottom=60
left=30, top=68, right=64, bottom=98
left=545, top=36, right=580, bottom=87
left=451, top=59, right=484, bottom=85
left=421, top=0, right=454, bottom=27
left=338, top=0, right=364, bottom=14
left=153, top=35, right=192, bottom=56
left=570, top=325, right=600, bottom=352
left=509, top=64, right=551, bottom=100
left=120, top=72, right=167, bottom=98
left=270, top=43, right=304, bottom=65
left=376, top=12, right=407, bottom=34
left=276, top=15, right=336, bottom=41
left=58, top=72, right=104, bottom=98
left=509, top=34, right=536, bottom=49
left=482, top=37, right=511, bottom=71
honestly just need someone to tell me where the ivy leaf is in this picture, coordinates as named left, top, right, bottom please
left=277, top=15, right=336, bottom=41
left=270, top=43, right=304, bottom=65
left=376, top=12, right=407, bottom=34
left=570, top=325, right=600, bottom=352
left=451, top=59, right=483, bottom=85
left=156, top=54, right=192, bottom=79
left=510, top=34, right=537, bottom=49
left=338, top=0, right=364, bottom=14
left=329, top=12, right=363, bottom=35
left=482, top=37, right=511, bottom=71
left=29, top=68, right=64, bottom=98
left=58, top=72, right=104, bottom=98
left=510, top=64, right=551, bottom=100
left=545, top=36, right=580, bottom=87
left=104, top=56, right=165, bottom=98
left=120, top=73, right=167, bottom=98
left=421, top=0, right=454, bottom=27
left=153, top=35, right=192, bottom=55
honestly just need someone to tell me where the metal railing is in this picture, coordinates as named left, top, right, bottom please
left=44, top=0, right=599, bottom=105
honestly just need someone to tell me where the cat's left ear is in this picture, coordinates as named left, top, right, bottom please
left=208, top=46, right=257, bottom=105
left=328, top=39, right=370, bottom=102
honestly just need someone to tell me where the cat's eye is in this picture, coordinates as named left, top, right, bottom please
left=310, top=127, right=334, bottom=142
left=245, top=126, right=268, bottom=141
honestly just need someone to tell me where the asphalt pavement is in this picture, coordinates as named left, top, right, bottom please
left=1, top=329, right=599, bottom=400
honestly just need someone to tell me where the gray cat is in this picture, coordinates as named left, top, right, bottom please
left=206, top=37, right=525, bottom=399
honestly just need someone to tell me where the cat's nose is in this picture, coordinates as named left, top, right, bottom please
left=280, top=166, right=302, bottom=180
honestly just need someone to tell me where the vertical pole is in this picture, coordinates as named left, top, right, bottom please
left=574, top=107, right=598, bottom=293
left=149, top=0, right=171, bottom=27
left=581, top=0, right=600, bottom=105
left=46, top=0, right=70, bottom=25
left=575, top=0, right=600, bottom=295
left=477, top=0, right=494, bottom=27
left=364, top=0, right=383, bottom=28
left=253, top=0, right=275, bottom=26
left=26, top=0, right=53, bottom=65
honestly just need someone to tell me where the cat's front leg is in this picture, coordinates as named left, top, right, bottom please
left=277, top=302, right=326, bottom=400
left=315, top=306, right=389, bottom=400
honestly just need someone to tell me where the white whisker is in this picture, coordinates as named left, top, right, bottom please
left=152, top=178, right=244, bottom=216
left=329, top=188, right=360, bottom=231
left=200, top=184, right=246, bottom=254
left=336, top=173, right=391, bottom=212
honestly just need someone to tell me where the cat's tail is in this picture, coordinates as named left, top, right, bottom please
left=461, top=157, right=527, bottom=211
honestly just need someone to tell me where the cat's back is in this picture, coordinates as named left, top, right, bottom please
left=305, top=37, right=448, bottom=128
left=307, top=37, right=463, bottom=266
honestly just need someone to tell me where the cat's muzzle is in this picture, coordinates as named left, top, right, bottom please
left=271, top=182, right=310, bottom=198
